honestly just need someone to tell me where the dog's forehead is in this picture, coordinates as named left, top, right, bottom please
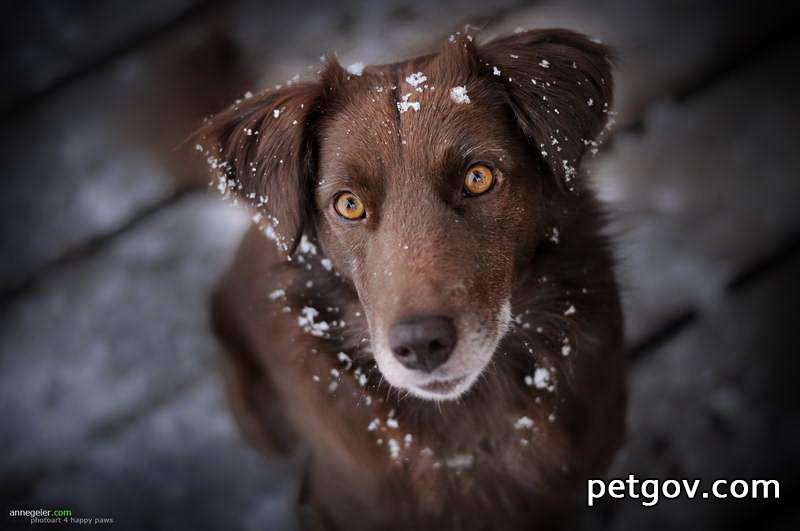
left=319, top=61, right=509, bottom=177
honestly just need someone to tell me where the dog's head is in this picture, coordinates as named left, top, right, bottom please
left=197, top=30, right=612, bottom=400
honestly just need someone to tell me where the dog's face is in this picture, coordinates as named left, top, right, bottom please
left=314, top=70, right=540, bottom=399
left=197, top=30, right=612, bottom=400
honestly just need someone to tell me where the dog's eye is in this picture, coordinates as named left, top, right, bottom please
left=334, top=192, right=366, bottom=220
left=463, top=164, right=495, bottom=196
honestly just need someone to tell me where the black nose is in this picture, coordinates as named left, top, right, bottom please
left=388, top=315, right=457, bottom=372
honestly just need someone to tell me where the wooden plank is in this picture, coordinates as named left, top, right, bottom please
left=0, top=0, right=199, bottom=112
left=0, top=194, right=248, bottom=477
left=589, top=39, right=800, bottom=345
left=585, top=251, right=799, bottom=530
left=0, top=17, right=241, bottom=291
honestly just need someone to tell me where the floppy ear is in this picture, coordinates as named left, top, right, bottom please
left=479, top=29, right=613, bottom=191
left=193, top=82, right=322, bottom=256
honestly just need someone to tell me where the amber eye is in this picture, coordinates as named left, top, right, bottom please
left=463, top=163, right=495, bottom=196
left=334, top=192, right=366, bottom=220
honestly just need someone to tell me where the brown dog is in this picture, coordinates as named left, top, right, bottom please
left=195, top=28, right=626, bottom=530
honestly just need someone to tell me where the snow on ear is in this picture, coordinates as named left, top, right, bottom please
left=433, top=30, right=481, bottom=85
left=193, top=82, right=321, bottom=256
left=479, top=29, right=614, bottom=191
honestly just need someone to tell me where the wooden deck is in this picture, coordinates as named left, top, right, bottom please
left=1, top=1, right=798, bottom=529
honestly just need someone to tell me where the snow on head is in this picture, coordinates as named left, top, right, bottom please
left=405, top=72, right=427, bottom=88
left=450, top=86, right=470, bottom=104
left=397, top=93, right=420, bottom=114
left=346, top=62, right=365, bottom=76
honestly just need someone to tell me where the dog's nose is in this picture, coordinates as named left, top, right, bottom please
left=388, top=315, right=457, bottom=372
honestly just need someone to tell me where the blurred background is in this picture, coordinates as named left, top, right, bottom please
left=1, top=1, right=799, bottom=530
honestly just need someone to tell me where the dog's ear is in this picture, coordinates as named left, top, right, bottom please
left=479, top=30, right=613, bottom=191
left=193, top=82, right=322, bottom=256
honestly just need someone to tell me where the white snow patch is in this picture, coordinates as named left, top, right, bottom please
left=397, top=93, right=420, bottom=113
left=268, top=289, right=286, bottom=301
left=346, top=62, right=365, bottom=76
left=299, top=234, right=317, bottom=255
left=405, top=72, right=427, bottom=88
left=561, top=337, right=572, bottom=357
left=388, top=438, right=401, bottom=460
left=298, top=306, right=330, bottom=337
left=514, top=416, right=535, bottom=430
left=533, top=368, right=554, bottom=391
left=450, top=86, right=471, bottom=104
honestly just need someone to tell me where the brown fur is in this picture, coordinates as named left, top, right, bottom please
left=195, top=29, right=626, bottom=530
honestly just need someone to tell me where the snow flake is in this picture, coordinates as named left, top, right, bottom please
left=514, top=416, right=534, bottom=430
left=450, top=85, right=471, bottom=104
left=299, top=234, right=317, bottom=255
left=492, top=66, right=501, bottom=76
left=405, top=72, right=427, bottom=88
left=533, top=367, right=554, bottom=391
left=298, top=306, right=330, bottom=337
left=561, top=337, right=572, bottom=357
left=539, top=59, right=550, bottom=68
left=388, top=438, right=401, bottom=460
left=346, top=62, right=365, bottom=76
left=268, top=288, right=286, bottom=301
left=397, top=93, right=420, bottom=113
